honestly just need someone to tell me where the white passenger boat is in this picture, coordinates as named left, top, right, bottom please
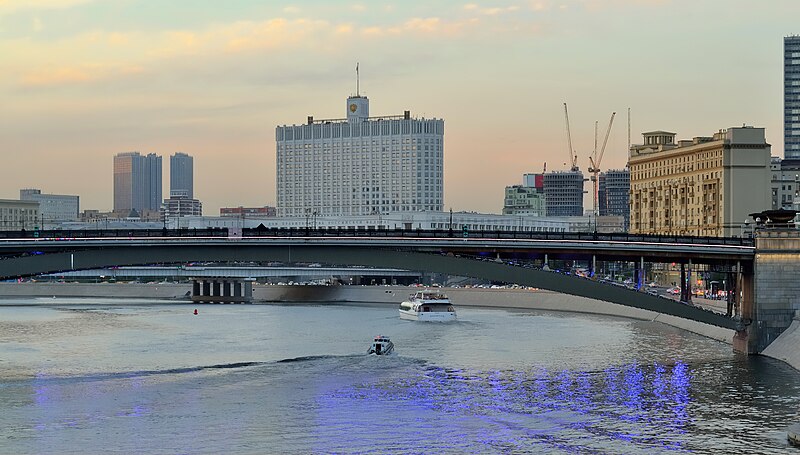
left=367, top=335, right=394, bottom=355
left=399, top=289, right=457, bottom=322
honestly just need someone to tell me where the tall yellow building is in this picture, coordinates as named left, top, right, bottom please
left=629, top=127, right=770, bottom=237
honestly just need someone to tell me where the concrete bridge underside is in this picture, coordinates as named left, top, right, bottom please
left=0, top=244, right=738, bottom=330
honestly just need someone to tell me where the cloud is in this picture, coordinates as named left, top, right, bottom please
left=282, top=6, right=301, bottom=14
left=464, top=3, right=520, bottom=15
left=20, top=63, right=144, bottom=87
left=360, top=16, right=479, bottom=38
left=2, top=10, right=498, bottom=89
left=32, top=16, right=42, bottom=32
left=0, top=0, right=94, bottom=15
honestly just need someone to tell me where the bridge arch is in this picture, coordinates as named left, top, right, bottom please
left=0, top=243, right=737, bottom=329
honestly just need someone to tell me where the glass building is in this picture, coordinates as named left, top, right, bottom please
left=170, top=152, right=194, bottom=199
left=598, top=169, right=630, bottom=231
left=786, top=36, right=800, bottom=159
left=543, top=170, right=585, bottom=217
left=113, top=152, right=162, bottom=213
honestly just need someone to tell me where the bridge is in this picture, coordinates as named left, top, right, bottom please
left=0, top=227, right=794, bottom=354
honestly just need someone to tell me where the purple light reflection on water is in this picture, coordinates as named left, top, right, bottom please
left=313, top=359, right=698, bottom=453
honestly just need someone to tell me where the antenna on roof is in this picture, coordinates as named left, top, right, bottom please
left=356, top=62, right=360, bottom=96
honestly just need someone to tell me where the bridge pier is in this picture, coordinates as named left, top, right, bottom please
left=734, top=229, right=799, bottom=354
left=191, top=278, right=253, bottom=304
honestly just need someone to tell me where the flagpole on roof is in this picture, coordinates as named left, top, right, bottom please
left=356, top=62, right=360, bottom=96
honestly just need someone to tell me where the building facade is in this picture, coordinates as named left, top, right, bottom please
left=543, top=170, right=585, bottom=217
left=173, top=211, right=624, bottom=234
left=629, top=127, right=771, bottom=237
left=276, top=96, right=444, bottom=217
left=502, top=185, right=546, bottom=216
left=19, top=189, right=79, bottom=227
left=786, top=36, right=800, bottom=159
left=772, top=157, right=800, bottom=210
left=0, top=199, right=39, bottom=231
left=170, top=152, right=194, bottom=198
left=113, top=152, right=162, bottom=213
left=220, top=206, right=277, bottom=218
left=161, top=195, right=202, bottom=220
left=598, top=169, right=630, bottom=231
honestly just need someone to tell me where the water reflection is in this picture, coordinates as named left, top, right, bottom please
left=325, top=361, right=699, bottom=452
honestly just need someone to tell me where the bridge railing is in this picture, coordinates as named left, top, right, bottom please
left=0, top=227, right=754, bottom=247
left=240, top=227, right=754, bottom=246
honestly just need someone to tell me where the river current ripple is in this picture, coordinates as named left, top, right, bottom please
left=0, top=298, right=798, bottom=454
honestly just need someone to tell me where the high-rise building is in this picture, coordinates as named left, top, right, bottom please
left=598, top=169, right=630, bottom=231
left=543, top=170, right=585, bottom=217
left=113, top=152, right=162, bottom=213
left=170, top=152, right=194, bottom=198
left=785, top=36, right=800, bottom=159
left=19, top=188, right=79, bottom=227
left=629, top=127, right=770, bottom=237
left=275, top=95, right=444, bottom=217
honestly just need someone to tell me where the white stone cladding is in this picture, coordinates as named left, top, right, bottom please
left=276, top=96, right=444, bottom=217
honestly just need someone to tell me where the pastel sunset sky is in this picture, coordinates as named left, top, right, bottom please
left=1, top=0, right=798, bottom=214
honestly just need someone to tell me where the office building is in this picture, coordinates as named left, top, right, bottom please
left=19, top=189, right=79, bottom=227
left=161, top=195, right=202, bottom=220
left=502, top=185, right=546, bottom=216
left=785, top=36, right=800, bottom=159
left=543, top=170, right=585, bottom=217
left=629, top=127, right=771, bottom=237
left=113, top=152, right=162, bottom=214
left=598, top=169, right=630, bottom=231
left=0, top=199, right=38, bottom=231
left=220, top=206, right=277, bottom=218
left=502, top=174, right=545, bottom=216
left=170, top=152, right=194, bottom=199
left=772, top=156, right=800, bottom=210
left=276, top=95, right=444, bottom=217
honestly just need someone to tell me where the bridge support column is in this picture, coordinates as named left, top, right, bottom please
left=542, top=254, right=549, bottom=271
left=733, top=270, right=756, bottom=354
left=734, top=229, right=800, bottom=354
left=244, top=280, right=253, bottom=301
left=191, top=278, right=252, bottom=304
left=686, top=260, right=692, bottom=305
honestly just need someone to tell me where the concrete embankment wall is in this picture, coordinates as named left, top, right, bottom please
left=761, top=318, right=800, bottom=371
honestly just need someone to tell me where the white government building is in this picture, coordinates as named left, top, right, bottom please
left=275, top=95, right=444, bottom=217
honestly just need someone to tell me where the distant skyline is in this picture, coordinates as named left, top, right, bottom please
left=2, top=1, right=798, bottom=214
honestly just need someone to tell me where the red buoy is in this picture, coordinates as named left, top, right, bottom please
left=193, top=309, right=198, bottom=315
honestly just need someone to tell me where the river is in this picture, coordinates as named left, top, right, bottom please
left=0, top=298, right=798, bottom=454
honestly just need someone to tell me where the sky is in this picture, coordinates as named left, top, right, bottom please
left=1, top=0, right=798, bottom=215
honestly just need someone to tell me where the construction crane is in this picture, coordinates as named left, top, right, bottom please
left=588, top=111, right=616, bottom=224
left=563, top=103, right=578, bottom=171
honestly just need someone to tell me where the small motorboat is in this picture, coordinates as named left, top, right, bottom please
left=367, top=335, right=394, bottom=355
